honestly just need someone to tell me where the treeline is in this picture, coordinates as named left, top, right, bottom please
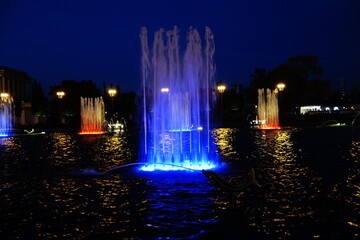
left=29, top=55, right=360, bottom=127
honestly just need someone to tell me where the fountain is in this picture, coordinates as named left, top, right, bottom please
left=139, top=26, right=217, bottom=171
left=107, top=118, right=126, bottom=134
left=0, top=95, right=13, bottom=137
left=79, top=97, right=106, bottom=135
left=257, top=88, right=281, bottom=129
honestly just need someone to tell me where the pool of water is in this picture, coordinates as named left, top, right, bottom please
left=1, top=128, right=359, bottom=239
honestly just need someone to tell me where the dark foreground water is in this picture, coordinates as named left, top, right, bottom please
left=1, top=127, right=360, bottom=239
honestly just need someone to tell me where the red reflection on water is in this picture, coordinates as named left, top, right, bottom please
left=78, top=131, right=106, bottom=135
left=259, top=126, right=282, bottom=130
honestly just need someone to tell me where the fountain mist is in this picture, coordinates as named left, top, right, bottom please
left=79, top=97, right=106, bottom=135
left=140, top=26, right=217, bottom=171
left=257, top=88, right=281, bottom=129
left=0, top=96, right=13, bottom=137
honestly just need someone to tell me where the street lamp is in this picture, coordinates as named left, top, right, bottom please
left=56, top=91, right=65, bottom=99
left=108, top=88, right=117, bottom=97
left=276, top=83, right=286, bottom=125
left=217, top=84, right=226, bottom=123
left=276, top=83, right=286, bottom=92
left=217, top=85, right=226, bottom=94
left=56, top=91, right=65, bottom=124
left=0, top=92, right=9, bottom=99
left=108, top=88, right=117, bottom=118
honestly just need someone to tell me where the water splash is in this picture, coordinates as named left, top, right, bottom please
left=0, top=96, right=14, bottom=137
left=139, top=26, right=217, bottom=171
left=257, top=88, right=281, bottom=129
left=79, top=97, right=106, bottom=135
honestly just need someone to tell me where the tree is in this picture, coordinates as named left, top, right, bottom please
left=223, top=82, right=244, bottom=121
left=31, top=79, right=48, bottom=117
left=249, top=55, right=331, bottom=110
left=49, top=80, right=101, bottom=124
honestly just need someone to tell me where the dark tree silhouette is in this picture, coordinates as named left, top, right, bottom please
left=31, top=79, right=48, bottom=117
left=249, top=55, right=331, bottom=110
left=49, top=80, right=101, bottom=124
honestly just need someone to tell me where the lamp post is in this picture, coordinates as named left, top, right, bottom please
left=108, top=88, right=117, bottom=118
left=276, top=83, right=286, bottom=92
left=217, top=84, right=226, bottom=124
left=276, top=83, right=286, bottom=123
left=56, top=91, right=65, bottom=124
left=276, top=83, right=286, bottom=100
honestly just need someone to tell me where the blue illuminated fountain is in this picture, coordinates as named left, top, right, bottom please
left=139, top=26, right=217, bottom=171
left=0, top=95, right=14, bottom=137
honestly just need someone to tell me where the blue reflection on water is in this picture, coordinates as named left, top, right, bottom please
left=1, top=128, right=360, bottom=239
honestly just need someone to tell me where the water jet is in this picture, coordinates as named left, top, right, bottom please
left=79, top=97, right=106, bottom=135
left=257, top=88, right=281, bottom=130
left=139, top=26, right=218, bottom=171
left=0, top=95, right=14, bottom=137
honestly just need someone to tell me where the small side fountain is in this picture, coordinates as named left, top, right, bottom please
left=0, top=95, right=14, bottom=137
left=257, top=88, right=281, bottom=129
left=79, top=97, right=106, bottom=135
left=107, top=118, right=126, bottom=134
left=139, top=26, right=217, bottom=171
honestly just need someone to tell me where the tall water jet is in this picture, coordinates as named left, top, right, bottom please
left=140, top=26, right=217, bottom=171
left=79, top=97, right=106, bottom=135
left=0, top=95, right=14, bottom=137
left=257, top=88, right=281, bottom=129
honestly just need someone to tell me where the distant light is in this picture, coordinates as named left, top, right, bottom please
left=108, top=89, right=117, bottom=97
left=334, top=106, right=339, bottom=111
left=197, top=126, right=203, bottom=130
left=276, top=83, right=286, bottom=92
left=56, top=91, right=65, bottom=99
left=217, top=85, right=226, bottom=93
left=1, top=92, right=9, bottom=98
left=325, top=107, right=330, bottom=111
left=300, top=105, right=321, bottom=114
left=161, top=88, right=169, bottom=93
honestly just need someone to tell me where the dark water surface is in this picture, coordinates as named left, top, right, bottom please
left=1, top=128, right=359, bottom=239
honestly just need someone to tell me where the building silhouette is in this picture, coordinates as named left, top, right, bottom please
left=0, top=66, right=39, bottom=125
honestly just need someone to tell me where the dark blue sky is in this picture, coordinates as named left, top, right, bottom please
left=1, top=0, right=359, bottom=95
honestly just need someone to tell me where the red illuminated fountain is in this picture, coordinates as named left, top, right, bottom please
left=257, top=88, right=281, bottom=130
left=79, top=97, right=106, bottom=135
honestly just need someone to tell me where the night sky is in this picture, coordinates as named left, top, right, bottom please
left=1, top=0, right=359, bottom=95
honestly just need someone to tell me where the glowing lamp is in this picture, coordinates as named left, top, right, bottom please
left=217, top=85, right=226, bottom=93
left=56, top=91, right=65, bottom=99
left=161, top=88, right=169, bottom=93
left=276, top=83, right=286, bottom=92
left=108, top=89, right=117, bottom=97
left=0, top=92, right=9, bottom=98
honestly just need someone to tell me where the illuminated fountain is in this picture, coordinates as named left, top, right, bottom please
left=257, top=88, right=281, bottom=129
left=139, top=26, right=217, bottom=171
left=0, top=94, right=13, bottom=137
left=79, top=97, right=106, bottom=135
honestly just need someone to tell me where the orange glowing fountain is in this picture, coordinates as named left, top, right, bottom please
left=79, top=97, right=106, bottom=135
left=257, top=88, right=281, bottom=130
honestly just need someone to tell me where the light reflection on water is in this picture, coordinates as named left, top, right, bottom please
left=1, top=129, right=360, bottom=239
left=347, top=141, right=360, bottom=229
left=48, top=133, right=79, bottom=167
left=332, top=140, right=360, bottom=235
left=212, top=128, right=359, bottom=239
left=250, top=129, right=320, bottom=238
